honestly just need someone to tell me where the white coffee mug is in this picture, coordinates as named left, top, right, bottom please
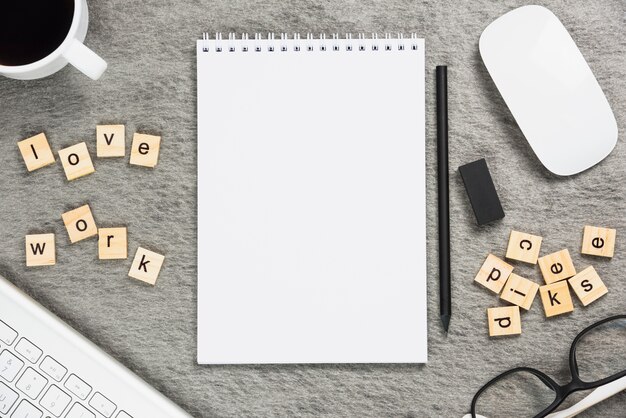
left=0, top=0, right=107, bottom=80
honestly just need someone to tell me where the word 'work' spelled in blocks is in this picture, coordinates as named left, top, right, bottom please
left=130, top=133, right=161, bottom=168
left=98, top=227, right=128, bottom=260
left=506, top=230, right=542, bottom=264
left=487, top=306, right=521, bottom=337
left=500, top=273, right=539, bottom=311
left=539, top=281, right=574, bottom=318
left=538, top=249, right=576, bottom=285
left=581, top=226, right=616, bottom=258
left=18, top=133, right=56, bottom=172
left=474, top=254, right=514, bottom=294
left=568, top=266, right=608, bottom=307
left=96, top=125, right=125, bottom=158
left=58, top=142, right=95, bottom=181
left=129, top=247, right=165, bottom=285
left=25, top=234, right=56, bottom=267
left=62, top=204, right=98, bottom=243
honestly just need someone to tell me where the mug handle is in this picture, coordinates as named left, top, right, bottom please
left=62, top=39, right=107, bottom=80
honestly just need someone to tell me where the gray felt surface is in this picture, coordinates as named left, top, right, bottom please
left=1, top=1, right=625, bottom=417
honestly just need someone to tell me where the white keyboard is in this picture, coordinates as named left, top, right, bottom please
left=0, top=275, right=192, bottom=418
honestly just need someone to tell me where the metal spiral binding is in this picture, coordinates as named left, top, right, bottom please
left=201, top=33, right=419, bottom=53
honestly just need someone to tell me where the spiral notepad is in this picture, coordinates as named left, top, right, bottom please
left=197, top=33, right=427, bottom=364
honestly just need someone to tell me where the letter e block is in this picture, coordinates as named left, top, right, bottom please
left=581, top=226, right=616, bottom=258
left=539, top=281, right=574, bottom=318
left=129, top=247, right=165, bottom=285
left=506, top=230, right=542, bottom=264
left=568, top=266, right=608, bottom=306
left=96, top=125, right=125, bottom=157
left=130, top=133, right=161, bottom=168
left=538, top=249, right=577, bottom=284
left=25, top=234, right=56, bottom=266
left=474, top=254, right=513, bottom=294
left=98, top=227, right=128, bottom=260
left=18, top=133, right=56, bottom=172
left=500, top=273, right=539, bottom=310
left=58, top=142, right=95, bottom=181
left=62, top=204, right=98, bottom=243
left=487, top=306, right=521, bottom=337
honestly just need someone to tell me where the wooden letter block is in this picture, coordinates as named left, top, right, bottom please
left=506, top=230, right=542, bottom=264
left=538, top=249, right=577, bottom=284
left=96, top=125, right=125, bottom=157
left=581, top=226, right=616, bottom=258
left=474, top=254, right=514, bottom=294
left=129, top=247, right=165, bottom=285
left=62, top=205, right=98, bottom=243
left=568, top=266, right=608, bottom=306
left=58, top=142, right=95, bottom=181
left=98, top=227, right=128, bottom=260
left=539, top=281, right=574, bottom=318
left=18, top=133, right=56, bottom=172
left=487, top=306, right=521, bottom=337
left=25, top=234, right=56, bottom=266
left=500, top=273, right=539, bottom=310
left=130, top=133, right=161, bottom=168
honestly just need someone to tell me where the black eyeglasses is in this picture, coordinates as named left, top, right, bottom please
left=470, top=314, right=626, bottom=418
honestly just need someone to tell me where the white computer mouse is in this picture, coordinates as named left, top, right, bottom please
left=479, top=5, right=618, bottom=176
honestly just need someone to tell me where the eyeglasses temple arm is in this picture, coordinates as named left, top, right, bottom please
left=546, top=376, right=626, bottom=418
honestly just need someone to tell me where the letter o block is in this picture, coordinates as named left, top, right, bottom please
left=62, top=204, right=98, bottom=243
left=474, top=254, right=513, bottom=294
left=487, top=306, right=521, bottom=337
left=58, top=142, right=95, bottom=181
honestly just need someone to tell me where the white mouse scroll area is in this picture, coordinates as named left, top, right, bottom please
left=197, top=38, right=427, bottom=364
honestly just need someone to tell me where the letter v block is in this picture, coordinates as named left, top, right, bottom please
left=474, top=254, right=513, bottom=294
left=129, top=247, right=165, bottom=285
left=540, top=281, right=574, bottom=318
left=97, top=125, right=125, bottom=157
left=25, top=234, right=56, bottom=266
left=487, top=306, right=521, bottom=337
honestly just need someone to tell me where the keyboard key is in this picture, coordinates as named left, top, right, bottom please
left=40, top=385, right=71, bottom=417
left=0, top=320, right=17, bottom=345
left=0, top=382, right=18, bottom=413
left=11, top=399, right=43, bottom=418
left=39, top=356, right=67, bottom=382
left=16, top=367, right=48, bottom=399
left=64, top=374, right=91, bottom=400
left=89, top=393, right=116, bottom=418
left=15, top=338, right=42, bottom=363
left=65, top=403, right=95, bottom=418
left=116, top=412, right=133, bottom=418
left=0, top=350, right=24, bottom=382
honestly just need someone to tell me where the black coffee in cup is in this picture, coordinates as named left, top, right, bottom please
left=0, top=0, right=74, bottom=66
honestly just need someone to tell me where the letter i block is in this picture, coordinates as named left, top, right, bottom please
left=62, top=205, right=98, bottom=243
left=539, top=281, right=574, bottom=318
left=58, top=142, right=95, bottom=181
left=538, top=249, right=577, bottom=284
left=96, top=125, right=125, bottom=157
left=130, top=133, right=161, bottom=168
left=98, top=227, right=128, bottom=259
left=568, top=266, right=608, bottom=306
left=581, top=226, right=616, bottom=258
left=500, top=273, right=539, bottom=310
left=25, top=234, right=56, bottom=266
left=474, top=254, right=514, bottom=294
left=506, top=230, right=542, bottom=264
left=18, top=133, right=56, bottom=172
left=129, top=247, right=165, bottom=285
left=487, top=306, right=521, bottom=337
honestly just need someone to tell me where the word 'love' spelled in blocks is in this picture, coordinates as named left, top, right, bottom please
left=474, top=254, right=514, bottom=294
left=538, top=249, right=576, bottom=285
left=129, top=247, right=165, bottom=285
left=506, top=230, right=542, bottom=264
left=18, top=133, right=56, bottom=172
left=581, top=226, right=616, bottom=258
left=487, top=306, right=521, bottom=337
left=500, top=273, right=539, bottom=311
left=569, top=266, right=608, bottom=307
left=98, top=227, right=128, bottom=260
left=130, top=133, right=161, bottom=168
left=539, top=281, right=574, bottom=318
left=96, top=125, right=125, bottom=158
left=25, top=234, right=56, bottom=267
left=58, top=142, right=95, bottom=181
left=62, top=204, right=98, bottom=243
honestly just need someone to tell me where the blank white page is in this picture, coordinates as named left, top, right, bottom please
left=197, top=35, right=426, bottom=364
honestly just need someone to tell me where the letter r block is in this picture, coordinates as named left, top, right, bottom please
left=506, top=230, right=542, bottom=264
left=474, top=254, right=513, bottom=294
left=539, top=281, right=574, bottom=318
left=129, top=247, right=165, bottom=285
left=487, top=306, right=521, bottom=337
left=25, top=234, right=56, bottom=266
left=18, top=133, right=56, bottom=172
left=581, top=226, right=616, bottom=258
left=538, top=249, right=577, bottom=284
left=98, top=227, right=128, bottom=260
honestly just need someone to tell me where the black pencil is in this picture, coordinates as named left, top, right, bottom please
left=436, top=66, right=451, bottom=333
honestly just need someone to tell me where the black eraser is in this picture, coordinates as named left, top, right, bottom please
left=458, top=159, right=505, bottom=225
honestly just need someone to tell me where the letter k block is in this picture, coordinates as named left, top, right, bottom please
left=540, top=281, right=574, bottom=318
left=129, top=247, right=165, bottom=285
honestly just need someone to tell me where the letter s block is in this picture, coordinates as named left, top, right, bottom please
left=581, top=226, right=616, bottom=258
left=487, top=306, right=521, bottom=337
left=474, top=254, right=514, bottom=294
left=569, top=266, right=608, bottom=306
left=129, top=247, right=165, bottom=285
left=506, top=230, right=542, bottom=264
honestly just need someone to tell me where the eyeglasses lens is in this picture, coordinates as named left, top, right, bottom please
left=574, top=317, right=626, bottom=383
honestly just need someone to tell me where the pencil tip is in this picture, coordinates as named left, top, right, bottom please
left=441, top=314, right=450, bottom=333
